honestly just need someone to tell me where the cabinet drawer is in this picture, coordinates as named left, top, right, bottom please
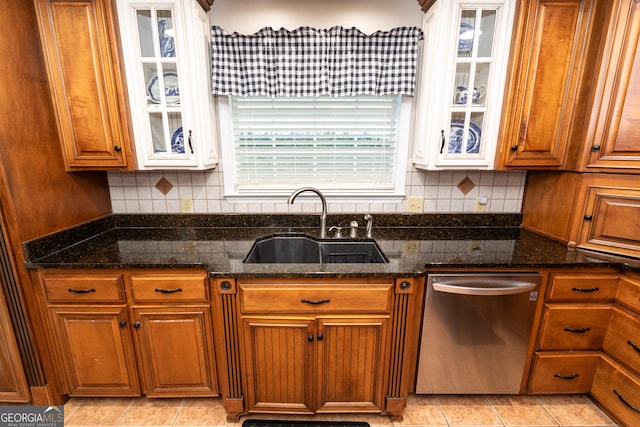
left=528, top=352, right=599, bottom=394
left=592, top=355, right=640, bottom=427
left=546, top=273, right=618, bottom=301
left=43, top=274, right=125, bottom=303
left=617, top=274, right=640, bottom=312
left=129, top=274, right=208, bottom=302
left=239, top=281, right=393, bottom=313
left=537, top=304, right=611, bottom=349
left=603, top=306, right=640, bottom=375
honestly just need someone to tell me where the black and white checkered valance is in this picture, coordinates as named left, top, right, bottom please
left=211, top=26, right=423, bottom=97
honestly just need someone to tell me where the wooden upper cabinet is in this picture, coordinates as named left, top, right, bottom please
left=581, top=0, right=640, bottom=173
left=497, top=0, right=608, bottom=169
left=34, top=0, right=135, bottom=171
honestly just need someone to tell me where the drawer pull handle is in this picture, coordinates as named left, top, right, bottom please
left=614, top=390, right=640, bottom=414
left=155, top=288, right=183, bottom=294
left=571, top=287, right=599, bottom=293
left=554, top=373, right=579, bottom=380
left=564, top=327, right=590, bottom=333
left=301, top=298, right=330, bottom=305
left=628, top=340, right=640, bottom=354
left=68, top=288, right=96, bottom=294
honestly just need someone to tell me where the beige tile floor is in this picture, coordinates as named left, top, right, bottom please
left=61, top=394, right=620, bottom=427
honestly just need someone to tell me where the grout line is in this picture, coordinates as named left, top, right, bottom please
left=113, top=397, right=136, bottom=427
left=482, top=395, right=507, bottom=427
left=169, top=398, right=186, bottom=427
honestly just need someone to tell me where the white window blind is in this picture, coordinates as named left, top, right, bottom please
left=228, top=95, right=402, bottom=193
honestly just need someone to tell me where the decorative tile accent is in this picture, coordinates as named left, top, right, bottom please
left=456, top=176, right=475, bottom=195
left=155, top=177, right=174, bottom=195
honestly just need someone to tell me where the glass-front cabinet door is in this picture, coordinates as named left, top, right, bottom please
left=116, top=0, right=218, bottom=170
left=413, top=0, right=516, bottom=169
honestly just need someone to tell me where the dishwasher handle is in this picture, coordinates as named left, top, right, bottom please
left=431, top=279, right=538, bottom=296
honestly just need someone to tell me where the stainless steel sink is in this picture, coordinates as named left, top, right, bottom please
left=243, top=235, right=388, bottom=264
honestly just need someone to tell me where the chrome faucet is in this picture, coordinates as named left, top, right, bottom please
left=287, top=187, right=328, bottom=238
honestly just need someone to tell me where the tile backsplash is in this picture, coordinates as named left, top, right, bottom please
left=107, top=169, right=526, bottom=214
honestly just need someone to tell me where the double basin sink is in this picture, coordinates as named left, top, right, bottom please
left=244, top=234, right=388, bottom=264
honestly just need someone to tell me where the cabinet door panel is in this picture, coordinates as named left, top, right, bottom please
left=34, top=0, right=132, bottom=170
left=52, top=306, right=140, bottom=396
left=500, top=0, right=597, bottom=168
left=316, top=317, right=388, bottom=413
left=578, top=187, right=640, bottom=257
left=585, top=0, right=640, bottom=171
left=133, top=308, right=218, bottom=396
left=242, top=317, right=315, bottom=414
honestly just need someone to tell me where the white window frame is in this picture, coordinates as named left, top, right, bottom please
left=217, top=95, right=411, bottom=203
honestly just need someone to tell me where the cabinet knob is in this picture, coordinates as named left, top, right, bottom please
left=510, top=145, right=518, bottom=151
left=308, top=334, right=314, bottom=342
left=591, top=145, right=601, bottom=151
left=119, top=321, right=127, bottom=328
left=220, top=280, right=232, bottom=291
left=114, top=145, right=122, bottom=152
left=317, top=333, right=324, bottom=341
left=133, top=322, right=141, bottom=329
left=583, top=215, right=593, bottom=221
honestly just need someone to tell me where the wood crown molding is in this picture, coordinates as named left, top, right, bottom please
left=196, top=0, right=214, bottom=12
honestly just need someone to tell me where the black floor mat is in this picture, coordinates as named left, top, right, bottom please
left=242, top=421, right=369, bottom=427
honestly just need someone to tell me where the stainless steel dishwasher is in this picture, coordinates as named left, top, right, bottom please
left=416, top=273, right=542, bottom=394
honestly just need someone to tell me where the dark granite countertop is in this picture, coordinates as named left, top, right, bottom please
left=22, top=214, right=640, bottom=277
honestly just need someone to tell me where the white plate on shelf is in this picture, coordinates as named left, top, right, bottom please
left=147, top=72, right=180, bottom=104
left=458, top=22, right=474, bottom=52
left=449, top=120, right=481, bottom=154
left=171, top=127, right=185, bottom=154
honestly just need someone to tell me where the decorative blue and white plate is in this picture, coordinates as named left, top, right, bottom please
left=171, top=127, right=185, bottom=154
left=449, top=120, right=481, bottom=154
left=458, top=22, right=474, bottom=52
left=146, top=72, right=180, bottom=104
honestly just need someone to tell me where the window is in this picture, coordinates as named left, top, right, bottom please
left=219, top=95, right=410, bottom=200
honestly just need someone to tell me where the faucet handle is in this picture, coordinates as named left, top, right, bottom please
left=349, top=221, right=358, bottom=239
left=328, top=226, right=343, bottom=238
left=364, top=214, right=373, bottom=238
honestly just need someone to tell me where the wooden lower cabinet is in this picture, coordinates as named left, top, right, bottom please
left=241, top=315, right=388, bottom=414
left=528, top=270, right=617, bottom=397
left=217, top=277, right=424, bottom=421
left=51, top=306, right=140, bottom=396
left=40, top=269, right=218, bottom=398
